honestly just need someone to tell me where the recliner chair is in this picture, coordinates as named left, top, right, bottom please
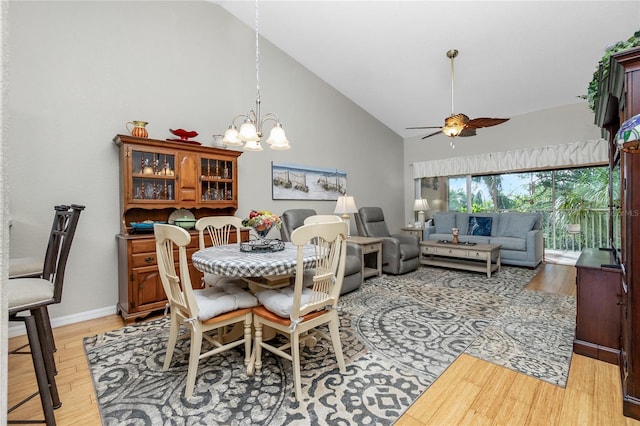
left=355, top=206, right=420, bottom=275
left=280, top=209, right=363, bottom=294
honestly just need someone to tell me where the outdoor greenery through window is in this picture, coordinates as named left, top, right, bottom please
left=445, top=166, right=619, bottom=251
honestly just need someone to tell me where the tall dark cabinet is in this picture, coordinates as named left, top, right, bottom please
left=599, top=46, right=640, bottom=420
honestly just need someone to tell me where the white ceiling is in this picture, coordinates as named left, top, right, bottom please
left=215, top=1, right=640, bottom=138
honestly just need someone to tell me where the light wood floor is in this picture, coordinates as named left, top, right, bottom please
left=7, top=263, right=640, bottom=425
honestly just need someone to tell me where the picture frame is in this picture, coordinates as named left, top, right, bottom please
left=271, top=162, right=347, bottom=201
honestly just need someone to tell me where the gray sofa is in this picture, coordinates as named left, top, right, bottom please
left=424, top=211, right=544, bottom=268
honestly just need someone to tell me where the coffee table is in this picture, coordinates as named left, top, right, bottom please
left=419, top=240, right=501, bottom=277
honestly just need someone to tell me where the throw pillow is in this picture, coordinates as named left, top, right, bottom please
left=503, top=215, right=538, bottom=239
left=434, top=213, right=456, bottom=234
left=468, top=216, right=493, bottom=236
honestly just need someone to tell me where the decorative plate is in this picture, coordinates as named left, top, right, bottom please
left=168, top=208, right=195, bottom=225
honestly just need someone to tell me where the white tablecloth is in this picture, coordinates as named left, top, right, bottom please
left=191, top=242, right=317, bottom=277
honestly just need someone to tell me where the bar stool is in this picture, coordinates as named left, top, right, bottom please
left=8, top=204, right=85, bottom=426
left=9, top=256, right=43, bottom=279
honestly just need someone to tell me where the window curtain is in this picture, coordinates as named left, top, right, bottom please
left=411, top=139, right=609, bottom=179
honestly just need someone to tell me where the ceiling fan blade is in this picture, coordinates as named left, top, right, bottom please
left=466, top=117, right=510, bottom=129
left=459, top=128, right=477, bottom=137
left=421, top=130, right=443, bottom=140
left=406, top=126, right=442, bottom=130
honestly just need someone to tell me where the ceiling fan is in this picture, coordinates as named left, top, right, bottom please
left=407, top=49, right=509, bottom=148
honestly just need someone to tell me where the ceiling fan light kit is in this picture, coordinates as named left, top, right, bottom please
left=407, top=49, right=509, bottom=148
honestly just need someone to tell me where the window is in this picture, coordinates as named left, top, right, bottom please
left=440, top=166, right=612, bottom=250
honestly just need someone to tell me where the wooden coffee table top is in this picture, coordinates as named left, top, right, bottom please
left=420, top=240, right=501, bottom=251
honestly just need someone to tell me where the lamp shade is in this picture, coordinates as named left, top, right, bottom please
left=238, top=121, right=260, bottom=142
left=267, top=124, right=291, bottom=150
left=413, top=198, right=430, bottom=212
left=222, top=126, right=242, bottom=146
left=243, top=140, right=263, bottom=152
left=334, top=196, right=358, bottom=214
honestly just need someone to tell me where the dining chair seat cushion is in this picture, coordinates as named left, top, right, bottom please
left=203, top=272, right=247, bottom=289
left=194, top=286, right=258, bottom=321
left=255, top=286, right=324, bottom=318
left=9, top=257, right=43, bottom=279
left=7, top=278, right=54, bottom=311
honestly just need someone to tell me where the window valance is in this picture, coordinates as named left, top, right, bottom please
left=411, top=139, right=609, bottom=179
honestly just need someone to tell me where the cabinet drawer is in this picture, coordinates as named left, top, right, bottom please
left=422, top=245, right=438, bottom=255
left=131, top=239, right=156, bottom=254
left=440, top=247, right=467, bottom=257
left=131, top=247, right=199, bottom=268
left=132, top=252, right=158, bottom=268
left=130, top=234, right=199, bottom=255
left=361, top=243, right=380, bottom=254
left=468, top=250, right=489, bottom=260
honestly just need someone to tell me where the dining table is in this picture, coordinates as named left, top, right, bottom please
left=191, top=240, right=319, bottom=375
left=191, top=241, right=317, bottom=279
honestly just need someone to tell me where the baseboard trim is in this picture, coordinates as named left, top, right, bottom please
left=8, top=305, right=118, bottom=338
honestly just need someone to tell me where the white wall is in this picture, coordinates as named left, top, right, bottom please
left=402, top=102, right=604, bottom=221
left=5, top=1, right=402, bottom=319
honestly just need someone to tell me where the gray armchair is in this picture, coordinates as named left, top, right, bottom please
left=280, top=209, right=363, bottom=294
left=354, top=206, right=420, bottom=275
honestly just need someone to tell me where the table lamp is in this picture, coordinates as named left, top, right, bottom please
left=334, top=195, right=358, bottom=237
left=413, top=198, right=430, bottom=228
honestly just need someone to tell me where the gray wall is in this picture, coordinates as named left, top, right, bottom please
left=6, top=1, right=402, bottom=320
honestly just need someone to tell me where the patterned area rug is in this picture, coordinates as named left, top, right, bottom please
left=84, top=266, right=575, bottom=425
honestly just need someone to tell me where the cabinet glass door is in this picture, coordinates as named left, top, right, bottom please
left=200, top=157, right=234, bottom=202
left=130, top=149, right=176, bottom=201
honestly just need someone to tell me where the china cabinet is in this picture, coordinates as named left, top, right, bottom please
left=113, top=135, right=246, bottom=323
left=595, top=46, right=640, bottom=420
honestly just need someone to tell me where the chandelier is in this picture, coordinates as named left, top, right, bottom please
left=222, top=0, right=290, bottom=151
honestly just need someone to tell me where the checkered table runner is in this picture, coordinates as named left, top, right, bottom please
left=191, top=242, right=317, bottom=277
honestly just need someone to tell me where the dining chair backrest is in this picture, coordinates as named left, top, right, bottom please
left=195, top=216, right=243, bottom=249
left=45, top=204, right=85, bottom=304
left=154, top=224, right=200, bottom=321
left=303, top=214, right=342, bottom=225
left=289, top=221, right=347, bottom=320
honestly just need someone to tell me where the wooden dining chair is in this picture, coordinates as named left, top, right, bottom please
left=252, top=221, right=348, bottom=401
left=154, top=223, right=257, bottom=399
left=303, top=214, right=343, bottom=225
left=8, top=204, right=85, bottom=426
left=195, top=216, right=246, bottom=288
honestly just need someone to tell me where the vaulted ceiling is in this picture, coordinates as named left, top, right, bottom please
left=214, top=1, right=639, bottom=139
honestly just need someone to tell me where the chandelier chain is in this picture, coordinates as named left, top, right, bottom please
left=255, top=0, right=260, bottom=103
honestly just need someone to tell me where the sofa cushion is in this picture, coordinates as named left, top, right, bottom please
left=489, top=236, right=527, bottom=251
left=434, top=212, right=456, bottom=234
left=503, top=214, right=538, bottom=239
left=456, top=213, right=470, bottom=235
left=468, top=216, right=493, bottom=236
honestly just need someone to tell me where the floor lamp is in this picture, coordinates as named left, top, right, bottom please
left=334, top=195, right=358, bottom=237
